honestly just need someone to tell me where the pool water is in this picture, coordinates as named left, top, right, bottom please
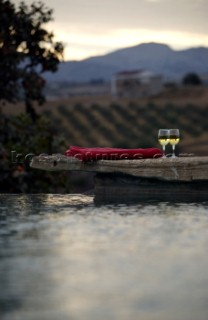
left=0, top=194, right=208, bottom=320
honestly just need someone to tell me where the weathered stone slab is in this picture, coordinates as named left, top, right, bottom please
left=30, top=155, right=208, bottom=182
left=30, top=155, right=208, bottom=202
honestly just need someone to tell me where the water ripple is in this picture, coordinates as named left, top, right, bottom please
left=0, top=194, right=208, bottom=320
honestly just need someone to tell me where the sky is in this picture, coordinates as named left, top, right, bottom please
left=15, top=0, right=208, bottom=61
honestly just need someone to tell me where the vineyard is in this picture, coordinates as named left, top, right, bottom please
left=40, top=101, right=207, bottom=156
left=2, top=87, right=208, bottom=156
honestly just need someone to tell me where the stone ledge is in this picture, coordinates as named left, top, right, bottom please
left=30, top=155, right=208, bottom=182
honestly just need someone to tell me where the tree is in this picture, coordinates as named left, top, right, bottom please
left=0, top=0, right=64, bottom=120
left=182, top=72, right=202, bottom=86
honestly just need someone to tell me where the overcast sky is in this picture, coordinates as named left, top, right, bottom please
left=15, top=0, right=208, bottom=60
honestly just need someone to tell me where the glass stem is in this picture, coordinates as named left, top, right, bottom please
left=172, top=145, right=175, bottom=157
left=163, top=145, right=166, bottom=156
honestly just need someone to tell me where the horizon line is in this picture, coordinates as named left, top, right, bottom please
left=64, top=41, right=208, bottom=62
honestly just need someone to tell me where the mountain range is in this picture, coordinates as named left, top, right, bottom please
left=45, top=42, right=208, bottom=83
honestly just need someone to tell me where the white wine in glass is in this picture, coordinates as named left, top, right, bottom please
left=169, top=129, right=180, bottom=157
left=158, top=129, right=170, bottom=157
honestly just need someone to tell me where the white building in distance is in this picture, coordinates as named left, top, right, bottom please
left=111, top=70, right=163, bottom=98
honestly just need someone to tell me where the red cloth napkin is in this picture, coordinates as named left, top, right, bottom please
left=65, top=146, right=163, bottom=161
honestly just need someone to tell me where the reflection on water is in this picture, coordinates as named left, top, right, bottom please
left=0, top=194, right=208, bottom=320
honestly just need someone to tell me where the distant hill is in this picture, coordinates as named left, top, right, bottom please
left=45, top=42, right=208, bottom=83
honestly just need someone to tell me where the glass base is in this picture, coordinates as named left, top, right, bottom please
left=171, top=154, right=177, bottom=158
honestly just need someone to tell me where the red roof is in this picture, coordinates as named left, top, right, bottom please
left=114, top=69, right=144, bottom=76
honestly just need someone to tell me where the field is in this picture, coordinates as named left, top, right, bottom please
left=1, top=86, right=208, bottom=156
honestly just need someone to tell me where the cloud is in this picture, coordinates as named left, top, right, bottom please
left=145, top=0, right=162, bottom=2
left=15, top=0, right=208, bottom=60
left=16, top=0, right=208, bottom=35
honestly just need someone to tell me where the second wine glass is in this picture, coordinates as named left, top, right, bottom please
left=169, top=129, right=180, bottom=157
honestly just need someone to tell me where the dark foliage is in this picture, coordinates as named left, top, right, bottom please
left=182, top=73, right=202, bottom=86
left=0, top=111, right=70, bottom=193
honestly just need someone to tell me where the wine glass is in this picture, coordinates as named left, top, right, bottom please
left=169, top=129, right=180, bottom=158
left=158, top=129, right=170, bottom=157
